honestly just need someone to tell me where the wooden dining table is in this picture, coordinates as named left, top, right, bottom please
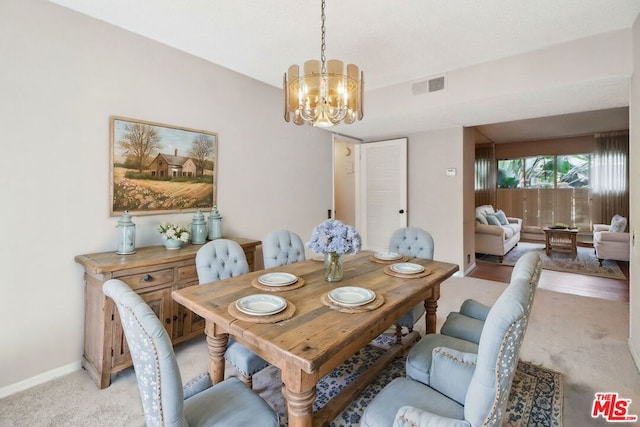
left=172, top=251, right=458, bottom=427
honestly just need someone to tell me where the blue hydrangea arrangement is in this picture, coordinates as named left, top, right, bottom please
left=307, top=219, right=361, bottom=255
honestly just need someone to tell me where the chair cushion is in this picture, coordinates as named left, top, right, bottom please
left=184, top=377, right=278, bottom=427
left=485, top=214, right=501, bottom=226
left=225, top=340, right=270, bottom=376
left=609, top=215, right=627, bottom=232
left=396, top=304, right=425, bottom=328
left=501, top=225, right=515, bottom=239
left=361, top=377, right=465, bottom=427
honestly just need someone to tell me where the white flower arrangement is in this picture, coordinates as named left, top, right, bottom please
left=158, top=223, right=190, bottom=243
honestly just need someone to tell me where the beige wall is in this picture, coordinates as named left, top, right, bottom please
left=0, top=0, right=332, bottom=392
left=333, top=140, right=357, bottom=226
left=463, top=128, right=477, bottom=274
left=629, top=14, right=640, bottom=372
left=406, top=128, right=465, bottom=268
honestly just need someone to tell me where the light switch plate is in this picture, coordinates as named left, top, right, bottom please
left=446, top=168, right=456, bottom=176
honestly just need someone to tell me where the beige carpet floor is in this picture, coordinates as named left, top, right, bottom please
left=0, top=276, right=637, bottom=426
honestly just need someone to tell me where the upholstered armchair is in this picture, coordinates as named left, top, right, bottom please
left=262, top=229, right=306, bottom=268
left=593, top=214, right=630, bottom=265
left=388, top=227, right=435, bottom=344
left=196, top=239, right=269, bottom=388
left=361, top=252, right=542, bottom=427
left=103, top=279, right=279, bottom=427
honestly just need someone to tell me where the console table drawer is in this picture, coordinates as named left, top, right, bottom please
left=118, top=268, right=174, bottom=290
left=177, top=265, right=198, bottom=282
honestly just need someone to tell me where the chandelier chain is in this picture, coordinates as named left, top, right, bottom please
left=320, top=0, right=326, bottom=74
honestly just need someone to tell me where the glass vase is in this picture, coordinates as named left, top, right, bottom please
left=324, top=252, right=343, bottom=282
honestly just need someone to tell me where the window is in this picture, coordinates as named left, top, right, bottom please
left=524, top=156, right=554, bottom=188
left=556, top=154, right=590, bottom=188
left=497, top=159, right=523, bottom=188
left=498, top=154, right=590, bottom=189
left=496, top=154, right=591, bottom=232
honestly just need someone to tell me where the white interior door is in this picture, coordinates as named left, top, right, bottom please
left=358, top=138, right=408, bottom=251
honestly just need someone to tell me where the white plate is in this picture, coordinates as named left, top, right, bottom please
left=390, top=262, right=425, bottom=274
left=328, top=286, right=376, bottom=307
left=258, top=272, right=298, bottom=287
left=374, top=251, right=402, bottom=261
left=235, top=294, right=287, bottom=316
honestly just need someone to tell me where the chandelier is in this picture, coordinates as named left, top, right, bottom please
left=283, top=0, right=364, bottom=127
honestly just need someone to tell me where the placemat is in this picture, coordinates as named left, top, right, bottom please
left=251, top=277, right=305, bottom=292
left=228, top=300, right=296, bottom=323
left=368, top=255, right=409, bottom=264
left=320, top=292, right=385, bottom=313
left=383, top=265, right=432, bottom=279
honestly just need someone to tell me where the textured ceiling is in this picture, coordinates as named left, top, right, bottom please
left=48, top=0, right=640, bottom=141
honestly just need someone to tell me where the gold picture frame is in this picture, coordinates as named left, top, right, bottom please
left=110, top=116, right=217, bottom=216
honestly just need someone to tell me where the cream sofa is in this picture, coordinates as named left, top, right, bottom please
left=475, top=205, right=522, bottom=262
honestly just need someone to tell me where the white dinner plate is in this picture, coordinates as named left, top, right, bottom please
left=390, top=262, right=425, bottom=274
left=328, top=286, right=376, bottom=307
left=374, top=251, right=402, bottom=261
left=235, top=294, right=287, bottom=316
left=258, top=272, right=298, bottom=287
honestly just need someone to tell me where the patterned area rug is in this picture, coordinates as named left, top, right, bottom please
left=255, top=335, right=563, bottom=426
left=477, top=242, right=626, bottom=280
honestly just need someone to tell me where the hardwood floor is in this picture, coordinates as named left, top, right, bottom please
left=469, top=257, right=629, bottom=303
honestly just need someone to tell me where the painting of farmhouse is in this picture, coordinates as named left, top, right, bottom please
left=110, top=116, right=217, bottom=216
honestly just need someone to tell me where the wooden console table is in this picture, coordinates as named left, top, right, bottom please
left=543, top=227, right=578, bottom=257
left=75, top=237, right=260, bottom=388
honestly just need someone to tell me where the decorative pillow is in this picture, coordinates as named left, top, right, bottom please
left=485, top=214, right=502, bottom=226
left=609, top=215, right=627, bottom=233
left=476, top=215, right=488, bottom=225
left=494, top=210, right=509, bottom=225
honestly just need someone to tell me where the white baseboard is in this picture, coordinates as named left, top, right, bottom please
left=0, top=360, right=81, bottom=399
left=463, top=262, right=477, bottom=276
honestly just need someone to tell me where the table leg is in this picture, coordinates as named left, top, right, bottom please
left=282, top=364, right=317, bottom=427
left=424, top=284, right=440, bottom=335
left=205, top=321, right=227, bottom=384
left=545, top=233, right=551, bottom=255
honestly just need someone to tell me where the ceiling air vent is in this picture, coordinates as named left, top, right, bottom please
left=412, top=75, right=446, bottom=95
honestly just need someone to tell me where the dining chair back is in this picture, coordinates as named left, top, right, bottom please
left=361, top=251, right=542, bottom=427
left=388, top=227, right=435, bottom=343
left=103, top=279, right=278, bottom=427
left=195, top=239, right=269, bottom=388
left=262, top=229, right=306, bottom=269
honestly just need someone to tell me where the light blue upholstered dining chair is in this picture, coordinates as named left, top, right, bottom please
left=361, top=251, right=542, bottom=427
left=103, top=279, right=279, bottom=427
left=195, top=239, right=269, bottom=388
left=388, top=227, right=435, bottom=344
left=262, top=229, right=306, bottom=269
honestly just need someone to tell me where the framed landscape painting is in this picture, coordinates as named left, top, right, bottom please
left=110, top=116, right=217, bottom=216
